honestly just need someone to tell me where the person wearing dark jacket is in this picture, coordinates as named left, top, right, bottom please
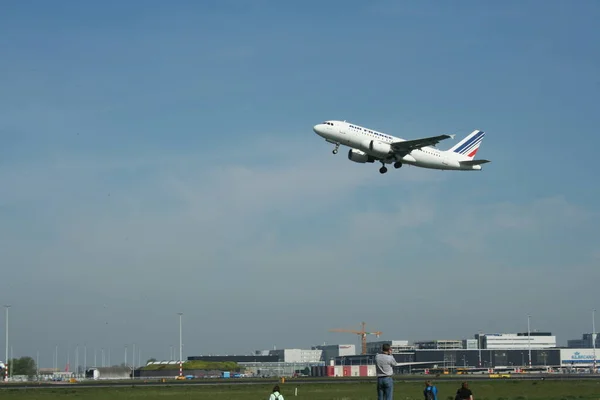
left=455, top=382, right=473, bottom=400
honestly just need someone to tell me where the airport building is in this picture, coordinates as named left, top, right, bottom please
left=187, top=354, right=279, bottom=363
left=312, top=344, right=356, bottom=364
left=268, top=349, right=322, bottom=363
left=476, top=332, right=557, bottom=350
left=414, top=340, right=463, bottom=350
left=174, top=329, right=591, bottom=379
left=330, top=348, right=597, bottom=371
left=567, top=333, right=599, bottom=348
left=186, top=350, right=325, bottom=378
left=366, top=340, right=415, bottom=354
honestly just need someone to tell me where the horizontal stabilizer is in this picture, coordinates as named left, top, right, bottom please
left=459, top=159, right=490, bottom=166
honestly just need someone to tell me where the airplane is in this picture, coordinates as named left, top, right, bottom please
left=312, top=120, right=490, bottom=174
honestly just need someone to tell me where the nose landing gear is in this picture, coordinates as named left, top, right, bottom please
left=332, top=143, right=339, bottom=154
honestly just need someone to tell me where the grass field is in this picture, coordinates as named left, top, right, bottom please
left=1, top=379, right=600, bottom=400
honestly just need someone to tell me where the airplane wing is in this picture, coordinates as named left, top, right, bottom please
left=390, top=134, right=455, bottom=156
left=396, top=361, right=445, bottom=367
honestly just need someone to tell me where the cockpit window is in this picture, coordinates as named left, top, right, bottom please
left=322, top=122, right=334, bottom=126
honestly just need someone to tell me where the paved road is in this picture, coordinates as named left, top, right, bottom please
left=1, top=374, right=599, bottom=390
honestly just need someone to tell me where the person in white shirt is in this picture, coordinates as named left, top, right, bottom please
left=375, top=343, right=398, bottom=400
left=269, top=384, right=284, bottom=400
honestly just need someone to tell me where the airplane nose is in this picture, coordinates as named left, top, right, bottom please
left=313, top=124, right=323, bottom=135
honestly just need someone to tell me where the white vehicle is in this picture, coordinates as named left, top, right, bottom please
left=313, top=120, right=490, bottom=174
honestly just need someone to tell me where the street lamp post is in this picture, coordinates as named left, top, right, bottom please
left=478, top=331, right=482, bottom=367
left=177, top=312, right=183, bottom=377
left=593, top=309, right=596, bottom=374
left=4, top=305, right=10, bottom=382
left=527, top=314, right=532, bottom=367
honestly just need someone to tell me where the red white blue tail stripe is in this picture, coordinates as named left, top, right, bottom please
left=449, top=130, right=485, bottom=158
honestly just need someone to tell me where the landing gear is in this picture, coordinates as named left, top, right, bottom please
left=332, top=143, right=339, bottom=154
left=379, top=162, right=388, bottom=174
left=394, top=161, right=403, bottom=169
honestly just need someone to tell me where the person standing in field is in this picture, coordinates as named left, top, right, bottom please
left=375, top=343, right=399, bottom=400
left=269, top=384, right=284, bottom=400
left=424, top=380, right=438, bottom=400
left=455, top=381, right=473, bottom=400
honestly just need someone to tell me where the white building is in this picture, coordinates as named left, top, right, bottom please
left=560, top=348, right=598, bottom=369
left=366, top=340, right=415, bottom=354
left=479, top=332, right=556, bottom=350
left=269, top=349, right=322, bottom=363
left=312, top=344, right=355, bottom=363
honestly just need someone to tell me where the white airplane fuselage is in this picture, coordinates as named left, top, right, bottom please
left=313, top=120, right=488, bottom=173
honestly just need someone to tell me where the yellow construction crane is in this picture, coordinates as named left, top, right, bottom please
left=329, top=322, right=382, bottom=355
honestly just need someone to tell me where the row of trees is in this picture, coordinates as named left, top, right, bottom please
left=1, top=357, right=37, bottom=376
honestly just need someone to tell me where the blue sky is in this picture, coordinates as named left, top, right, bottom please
left=1, top=0, right=599, bottom=368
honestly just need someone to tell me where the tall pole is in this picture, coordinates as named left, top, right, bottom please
left=527, top=314, right=532, bottom=367
left=178, top=313, right=183, bottom=362
left=178, top=312, right=183, bottom=377
left=478, top=331, right=482, bottom=367
left=593, top=309, right=596, bottom=373
left=132, top=343, right=135, bottom=380
left=4, top=305, right=10, bottom=382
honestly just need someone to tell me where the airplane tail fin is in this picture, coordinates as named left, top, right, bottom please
left=448, top=130, right=485, bottom=159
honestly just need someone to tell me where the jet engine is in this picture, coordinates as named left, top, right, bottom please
left=348, top=149, right=375, bottom=163
left=363, top=140, right=392, bottom=158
